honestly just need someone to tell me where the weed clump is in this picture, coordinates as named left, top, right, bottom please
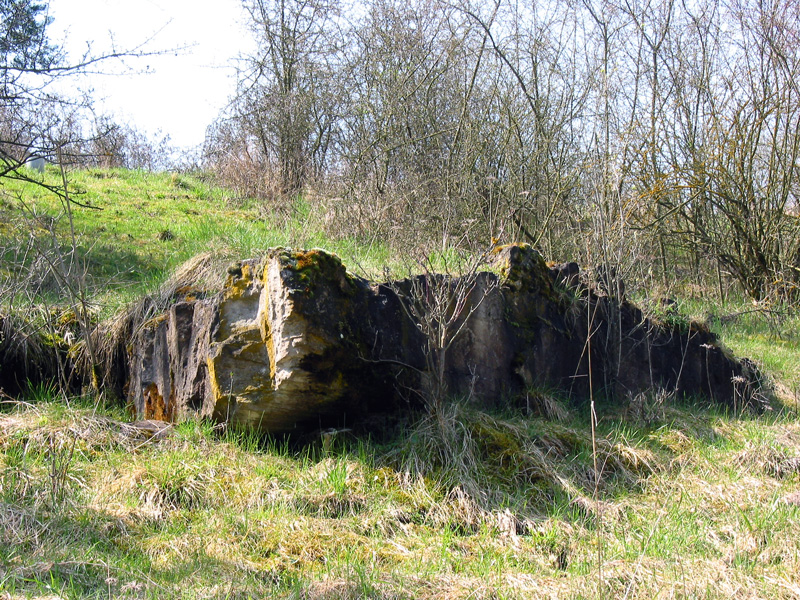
left=385, top=401, right=657, bottom=516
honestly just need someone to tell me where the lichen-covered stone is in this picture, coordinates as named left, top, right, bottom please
left=128, top=249, right=412, bottom=432
left=206, top=251, right=364, bottom=430
left=126, top=245, right=763, bottom=433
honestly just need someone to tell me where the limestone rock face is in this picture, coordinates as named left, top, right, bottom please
left=127, top=299, right=215, bottom=422
left=126, top=245, right=762, bottom=432
left=128, top=249, right=413, bottom=432
left=204, top=251, right=396, bottom=431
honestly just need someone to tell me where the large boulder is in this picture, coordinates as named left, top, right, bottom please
left=125, top=245, right=761, bottom=432
left=493, top=245, right=758, bottom=405
left=128, top=249, right=420, bottom=431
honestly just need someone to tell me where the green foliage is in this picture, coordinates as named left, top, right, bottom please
left=646, top=302, right=692, bottom=335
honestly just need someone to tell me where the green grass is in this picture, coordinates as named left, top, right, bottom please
left=0, top=167, right=393, bottom=316
left=1, top=397, right=798, bottom=599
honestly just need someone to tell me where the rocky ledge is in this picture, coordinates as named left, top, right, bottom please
left=126, top=245, right=762, bottom=432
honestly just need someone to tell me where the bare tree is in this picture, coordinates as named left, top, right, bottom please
left=234, top=0, right=341, bottom=199
left=650, top=0, right=800, bottom=300
left=388, top=249, right=498, bottom=414
left=209, top=0, right=800, bottom=302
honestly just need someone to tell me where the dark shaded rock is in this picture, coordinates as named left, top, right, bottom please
left=494, top=245, right=760, bottom=405
left=125, top=245, right=764, bottom=433
left=127, top=299, right=216, bottom=421
left=550, top=261, right=580, bottom=290
left=0, top=313, right=79, bottom=397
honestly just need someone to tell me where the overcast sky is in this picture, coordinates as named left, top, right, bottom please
left=47, top=0, right=255, bottom=152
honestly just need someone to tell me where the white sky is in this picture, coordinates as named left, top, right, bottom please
left=47, top=0, right=255, bottom=152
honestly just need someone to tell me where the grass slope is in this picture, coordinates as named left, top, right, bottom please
left=0, top=167, right=390, bottom=314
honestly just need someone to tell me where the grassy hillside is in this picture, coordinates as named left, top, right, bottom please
left=1, top=167, right=799, bottom=598
left=0, top=167, right=391, bottom=314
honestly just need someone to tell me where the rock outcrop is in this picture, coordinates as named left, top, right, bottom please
left=126, top=245, right=761, bottom=432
